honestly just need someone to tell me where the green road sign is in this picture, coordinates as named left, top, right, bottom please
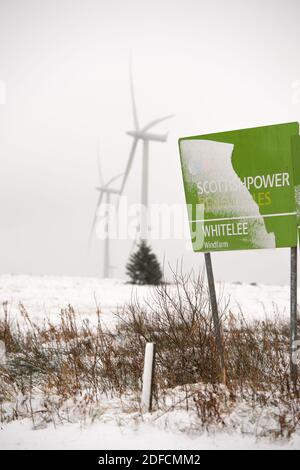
left=179, top=122, right=299, bottom=252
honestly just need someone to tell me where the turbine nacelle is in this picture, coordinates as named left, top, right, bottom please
left=89, top=160, right=123, bottom=249
left=119, top=65, right=174, bottom=200
left=126, top=130, right=168, bottom=142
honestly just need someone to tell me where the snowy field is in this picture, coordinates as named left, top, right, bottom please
left=0, top=274, right=294, bottom=326
left=2, top=418, right=300, bottom=450
left=1, top=388, right=300, bottom=450
left=0, top=274, right=299, bottom=450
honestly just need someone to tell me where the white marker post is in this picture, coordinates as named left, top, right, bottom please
left=141, top=342, right=156, bottom=413
left=0, top=340, right=6, bottom=366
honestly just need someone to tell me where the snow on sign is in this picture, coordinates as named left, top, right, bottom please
left=291, top=133, right=300, bottom=235
left=179, top=122, right=299, bottom=252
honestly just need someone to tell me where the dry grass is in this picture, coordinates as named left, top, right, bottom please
left=0, top=272, right=299, bottom=438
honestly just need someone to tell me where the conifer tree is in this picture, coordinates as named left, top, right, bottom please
left=126, top=241, right=163, bottom=285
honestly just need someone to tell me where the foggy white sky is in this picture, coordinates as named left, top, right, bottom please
left=1, top=0, right=300, bottom=284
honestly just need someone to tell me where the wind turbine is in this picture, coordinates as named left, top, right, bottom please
left=120, top=68, right=173, bottom=239
left=90, top=146, right=123, bottom=278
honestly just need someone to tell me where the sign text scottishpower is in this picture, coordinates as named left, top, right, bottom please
left=179, top=123, right=299, bottom=252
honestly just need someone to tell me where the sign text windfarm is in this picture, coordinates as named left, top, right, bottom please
left=179, top=123, right=299, bottom=252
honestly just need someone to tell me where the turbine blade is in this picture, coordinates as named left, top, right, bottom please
left=88, top=190, right=104, bottom=245
left=120, top=138, right=138, bottom=194
left=105, top=172, right=124, bottom=189
left=142, top=132, right=168, bottom=142
left=130, top=62, right=139, bottom=131
left=141, top=114, right=174, bottom=133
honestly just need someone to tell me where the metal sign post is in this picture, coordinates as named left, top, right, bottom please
left=290, top=246, right=298, bottom=386
left=204, top=252, right=226, bottom=384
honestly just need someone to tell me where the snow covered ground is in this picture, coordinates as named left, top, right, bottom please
left=2, top=418, right=299, bottom=450
left=1, top=387, right=300, bottom=450
left=0, top=274, right=294, bottom=326
left=0, top=274, right=299, bottom=450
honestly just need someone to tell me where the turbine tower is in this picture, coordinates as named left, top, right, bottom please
left=120, top=68, right=173, bottom=239
left=90, top=147, right=122, bottom=278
